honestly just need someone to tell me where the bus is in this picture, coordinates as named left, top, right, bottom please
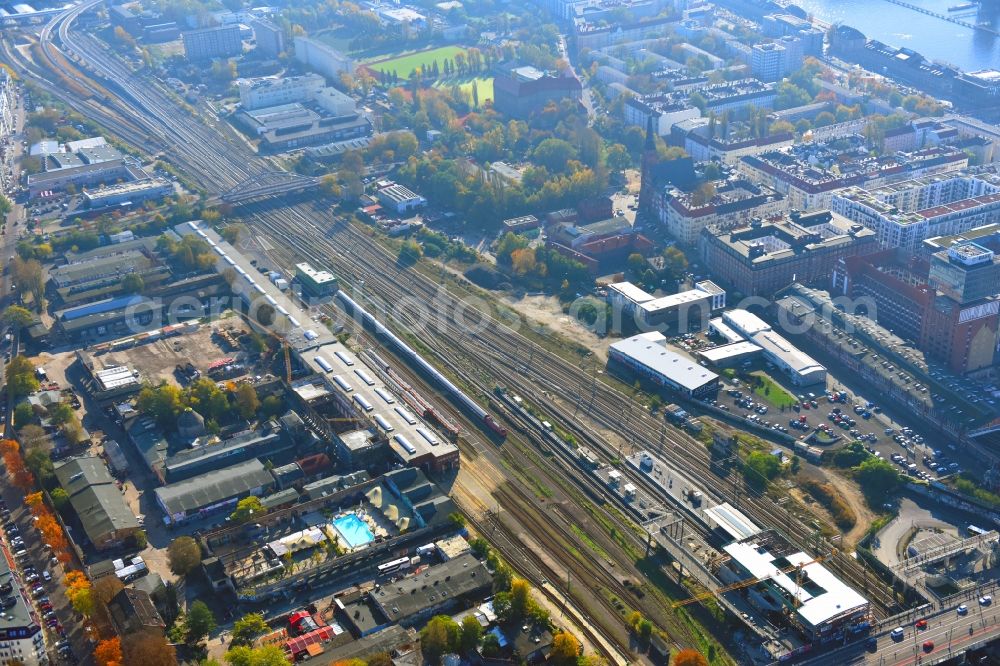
left=377, top=557, right=410, bottom=575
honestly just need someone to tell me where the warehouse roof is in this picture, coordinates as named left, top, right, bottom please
left=609, top=332, right=719, bottom=393
left=54, top=456, right=138, bottom=544
left=154, top=458, right=273, bottom=518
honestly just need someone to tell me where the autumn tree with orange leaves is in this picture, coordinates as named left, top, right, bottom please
left=25, top=491, right=72, bottom=563
left=65, top=570, right=94, bottom=617
left=93, top=637, right=122, bottom=666
left=1, top=439, right=34, bottom=490
left=672, top=649, right=709, bottom=666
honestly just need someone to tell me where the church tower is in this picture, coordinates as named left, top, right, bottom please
left=637, top=114, right=658, bottom=219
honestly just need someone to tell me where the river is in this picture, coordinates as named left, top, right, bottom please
left=793, top=0, right=1000, bottom=72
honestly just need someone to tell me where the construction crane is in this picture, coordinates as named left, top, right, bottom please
left=671, top=549, right=836, bottom=608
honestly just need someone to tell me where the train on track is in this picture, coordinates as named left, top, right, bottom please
left=336, top=291, right=508, bottom=439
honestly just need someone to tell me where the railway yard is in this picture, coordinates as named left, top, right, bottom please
left=6, top=3, right=1000, bottom=665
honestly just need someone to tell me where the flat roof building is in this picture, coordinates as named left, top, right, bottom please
left=0, top=558, right=44, bottom=665
left=182, top=24, right=242, bottom=60
left=698, top=210, right=877, bottom=297
left=722, top=309, right=826, bottom=386
left=608, top=331, right=720, bottom=398
left=295, top=262, right=338, bottom=296
left=493, top=64, right=582, bottom=120
left=369, top=553, right=492, bottom=626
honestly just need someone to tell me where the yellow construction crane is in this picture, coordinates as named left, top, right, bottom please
left=672, top=549, right=836, bottom=608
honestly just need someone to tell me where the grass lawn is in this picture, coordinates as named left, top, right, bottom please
left=367, top=46, right=467, bottom=77
left=750, top=371, right=798, bottom=408
left=433, top=75, right=493, bottom=103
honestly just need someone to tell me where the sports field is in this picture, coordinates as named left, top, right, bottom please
left=368, top=46, right=467, bottom=77
left=434, top=76, right=494, bottom=104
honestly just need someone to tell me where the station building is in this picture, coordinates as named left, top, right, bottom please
left=718, top=530, right=869, bottom=641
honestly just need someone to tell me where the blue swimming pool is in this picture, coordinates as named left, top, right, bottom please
left=333, top=513, right=375, bottom=549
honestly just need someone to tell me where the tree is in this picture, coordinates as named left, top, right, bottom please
left=0, top=193, right=11, bottom=216
left=94, top=637, right=123, bottom=666
left=605, top=143, right=631, bottom=173
left=673, top=649, right=709, bottom=666
left=234, top=384, right=260, bottom=421
left=136, top=384, right=184, bottom=430
left=662, top=246, right=689, bottom=282
left=481, top=633, right=502, bottom=658
left=744, top=451, right=781, bottom=490
left=167, top=536, right=202, bottom=576
left=24, top=447, right=54, bottom=483
left=224, top=645, right=292, bottom=666
left=122, top=273, right=145, bottom=294
left=260, top=395, right=284, bottom=419
left=186, top=600, right=217, bottom=643
left=232, top=613, right=270, bottom=646
left=532, top=138, right=577, bottom=172
left=509, top=578, right=531, bottom=622
left=549, top=632, right=580, bottom=666
left=68, top=585, right=94, bottom=617
left=6, top=355, right=39, bottom=398
left=230, top=496, right=264, bottom=524
left=2, top=305, right=34, bottom=330
left=857, top=457, right=901, bottom=503
left=47, top=402, right=74, bottom=426
left=626, top=253, right=647, bottom=274
left=420, top=615, right=460, bottom=664
left=122, top=631, right=178, bottom=666
left=92, top=575, right=125, bottom=607
left=13, top=402, right=34, bottom=428
left=459, top=615, right=482, bottom=654
left=221, top=224, right=248, bottom=244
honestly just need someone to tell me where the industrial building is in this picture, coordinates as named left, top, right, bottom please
left=153, top=458, right=276, bottom=524
left=697, top=210, right=877, bottom=297
left=608, top=331, right=721, bottom=398
left=298, top=341, right=461, bottom=474
left=721, top=309, right=826, bottom=386
left=82, top=177, right=173, bottom=208
left=234, top=102, right=372, bottom=153
left=368, top=553, right=491, bottom=627
left=375, top=182, right=427, bottom=214
left=182, top=24, right=243, bottom=60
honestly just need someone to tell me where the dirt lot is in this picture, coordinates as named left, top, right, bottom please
left=500, top=293, right=614, bottom=362
left=94, top=320, right=244, bottom=387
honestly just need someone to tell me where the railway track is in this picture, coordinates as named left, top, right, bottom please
left=246, top=203, right=900, bottom=617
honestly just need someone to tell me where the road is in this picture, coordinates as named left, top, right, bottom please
left=800, top=587, right=1000, bottom=666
